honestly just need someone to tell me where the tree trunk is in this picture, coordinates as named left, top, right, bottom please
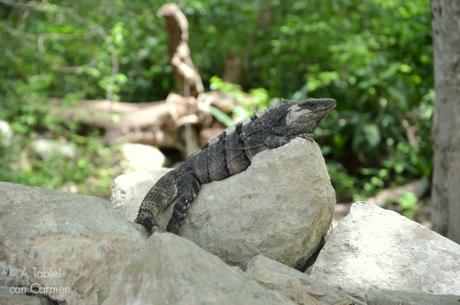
left=431, top=0, right=460, bottom=242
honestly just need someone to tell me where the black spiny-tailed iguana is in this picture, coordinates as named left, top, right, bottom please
left=135, top=98, right=336, bottom=234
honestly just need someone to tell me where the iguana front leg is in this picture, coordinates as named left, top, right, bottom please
left=264, top=135, right=290, bottom=149
left=264, top=134, right=314, bottom=149
left=166, top=172, right=201, bottom=234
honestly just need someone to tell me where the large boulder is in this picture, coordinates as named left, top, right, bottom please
left=102, top=233, right=297, bottom=305
left=310, top=203, right=460, bottom=296
left=246, top=255, right=460, bottom=305
left=180, top=138, right=336, bottom=269
left=0, top=182, right=147, bottom=305
left=112, top=138, right=336, bottom=269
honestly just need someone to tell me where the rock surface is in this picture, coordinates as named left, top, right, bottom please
left=180, top=138, right=336, bottom=269
left=310, top=203, right=460, bottom=296
left=113, top=138, right=336, bottom=269
left=360, top=289, right=460, bottom=305
left=0, top=182, right=147, bottom=305
left=102, top=233, right=297, bottom=305
left=0, top=286, right=52, bottom=305
left=120, top=143, right=166, bottom=172
left=0, top=120, right=12, bottom=146
left=246, top=255, right=365, bottom=305
left=246, top=255, right=460, bottom=305
left=30, top=139, right=76, bottom=160
left=111, top=168, right=171, bottom=222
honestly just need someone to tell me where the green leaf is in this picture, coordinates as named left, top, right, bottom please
left=396, top=192, right=418, bottom=210
left=209, top=106, right=234, bottom=127
left=363, top=124, right=381, bottom=147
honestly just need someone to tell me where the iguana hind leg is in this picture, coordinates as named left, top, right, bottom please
left=166, top=172, right=200, bottom=234
left=135, top=170, right=180, bottom=234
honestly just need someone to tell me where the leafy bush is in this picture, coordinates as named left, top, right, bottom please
left=0, top=100, right=117, bottom=197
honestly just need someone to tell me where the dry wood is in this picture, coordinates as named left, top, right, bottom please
left=51, top=97, right=182, bottom=150
left=366, top=179, right=428, bottom=206
left=158, top=3, right=204, bottom=97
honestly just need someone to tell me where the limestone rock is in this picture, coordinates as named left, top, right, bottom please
left=180, top=138, right=336, bottom=269
left=120, top=143, right=165, bottom=172
left=0, top=182, right=147, bottom=305
left=111, top=168, right=171, bottom=222
left=360, top=289, right=460, bottom=305
left=30, top=139, right=76, bottom=160
left=112, top=138, right=335, bottom=269
left=310, top=203, right=460, bottom=296
left=246, top=255, right=365, bottom=305
left=246, top=253, right=460, bottom=305
left=102, top=233, right=297, bottom=305
left=0, top=120, right=12, bottom=146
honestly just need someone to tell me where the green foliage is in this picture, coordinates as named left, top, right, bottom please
left=395, top=192, right=418, bottom=219
left=209, top=106, right=234, bottom=128
left=0, top=0, right=172, bottom=102
left=0, top=0, right=433, bottom=200
left=0, top=100, right=117, bottom=197
left=209, top=76, right=270, bottom=124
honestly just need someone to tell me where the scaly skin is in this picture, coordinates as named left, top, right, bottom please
left=135, top=98, right=336, bottom=234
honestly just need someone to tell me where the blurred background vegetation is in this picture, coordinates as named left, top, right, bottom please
left=0, top=0, right=432, bottom=216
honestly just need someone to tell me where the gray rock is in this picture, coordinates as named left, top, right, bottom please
left=247, top=256, right=460, bottom=305
left=111, top=168, right=171, bottom=222
left=310, top=203, right=460, bottom=296
left=180, top=138, right=336, bottom=269
left=31, top=139, right=76, bottom=160
left=0, top=120, right=12, bottom=146
left=360, top=289, right=460, bottom=305
left=102, top=233, right=297, bottom=305
left=246, top=255, right=365, bottom=305
left=0, top=286, right=52, bottom=305
left=120, top=143, right=165, bottom=172
left=0, top=182, right=147, bottom=305
left=112, top=139, right=335, bottom=269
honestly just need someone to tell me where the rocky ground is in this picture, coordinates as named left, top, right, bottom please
left=1, top=139, right=459, bottom=305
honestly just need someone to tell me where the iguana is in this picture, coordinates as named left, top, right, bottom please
left=135, top=98, right=336, bottom=234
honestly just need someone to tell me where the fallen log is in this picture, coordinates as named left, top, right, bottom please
left=50, top=96, right=184, bottom=151
left=49, top=92, right=238, bottom=155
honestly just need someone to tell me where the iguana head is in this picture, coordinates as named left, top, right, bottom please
left=285, top=98, right=336, bottom=137
left=263, top=98, right=336, bottom=138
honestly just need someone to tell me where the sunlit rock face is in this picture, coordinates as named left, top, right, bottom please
left=180, top=138, right=336, bottom=269
left=112, top=138, right=336, bottom=270
left=309, top=203, right=460, bottom=296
